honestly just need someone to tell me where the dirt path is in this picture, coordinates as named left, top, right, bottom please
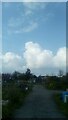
left=13, top=85, right=65, bottom=118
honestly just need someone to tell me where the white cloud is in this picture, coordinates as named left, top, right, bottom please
left=1, top=42, right=66, bottom=73
left=3, top=52, right=21, bottom=63
left=7, top=4, right=39, bottom=34
left=25, top=9, right=33, bottom=16
left=23, top=2, right=46, bottom=10
left=0, top=52, right=2, bottom=73
left=9, top=21, right=38, bottom=33
left=8, top=17, right=25, bottom=29
left=7, top=2, right=54, bottom=34
left=53, top=47, right=66, bottom=68
left=2, top=52, right=23, bottom=72
left=7, top=3, right=42, bottom=34
left=0, top=39, right=2, bottom=53
left=24, top=41, right=66, bottom=69
left=22, top=21, right=38, bottom=32
left=66, top=48, right=68, bottom=66
left=1, top=0, right=67, bottom=2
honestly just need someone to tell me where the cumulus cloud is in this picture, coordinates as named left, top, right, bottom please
left=0, top=52, right=2, bottom=72
left=23, top=42, right=54, bottom=68
left=2, top=52, right=23, bottom=72
left=53, top=47, right=66, bottom=68
left=1, top=42, right=66, bottom=73
left=23, top=41, right=66, bottom=69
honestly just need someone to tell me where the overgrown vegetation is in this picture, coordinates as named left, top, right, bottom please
left=2, top=69, right=68, bottom=118
left=44, top=72, right=68, bottom=90
left=2, top=84, right=32, bottom=118
left=43, top=71, right=68, bottom=117
left=2, top=69, right=34, bottom=118
left=54, top=93, right=68, bottom=117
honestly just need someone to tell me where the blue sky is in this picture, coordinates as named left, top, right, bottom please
left=2, top=2, right=66, bottom=75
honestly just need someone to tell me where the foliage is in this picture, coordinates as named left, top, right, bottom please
left=2, top=68, right=34, bottom=118
left=2, top=69, right=68, bottom=118
left=54, top=93, right=68, bottom=117
left=44, top=74, right=68, bottom=90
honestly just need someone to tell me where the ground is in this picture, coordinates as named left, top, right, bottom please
left=13, top=85, right=66, bottom=118
left=0, top=85, right=2, bottom=119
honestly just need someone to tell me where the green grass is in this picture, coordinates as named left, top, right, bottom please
left=44, top=82, right=67, bottom=91
left=0, top=85, right=2, bottom=119
left=2, top=92, right=26, bottom=118
left=54, top=93, right=68, bottom=117
left=2, top=83, right=33, bottom=118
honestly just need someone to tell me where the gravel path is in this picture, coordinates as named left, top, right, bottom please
left=13, top=85, right=66, bottom=118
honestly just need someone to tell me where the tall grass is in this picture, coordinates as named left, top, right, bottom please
left=2, top=82, right=33, bottom=118
left=54, top=93, right=68, bottom=117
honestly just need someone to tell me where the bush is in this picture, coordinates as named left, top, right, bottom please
left=2, top=84, right=24, bottom=118
left=8, top=86, right=22, bottom=105
left=2, top=103, right=13, bottom=118
left=54, top=93, right=68, bottom=117
left=2, top=82, right=33, bottom=118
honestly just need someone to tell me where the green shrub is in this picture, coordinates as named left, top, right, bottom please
left=2, top=83, right=33, bottom=118
left=54, top=93, right=68, bottom=117
left=2, top=103, right=13, bottom=118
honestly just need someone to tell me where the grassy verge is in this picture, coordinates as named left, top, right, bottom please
left=54, top=93, right=68, bottom=117
left=0, top=85, right=2, bottom=119
left=2, top=83, right=33, bottom=118
left=2, top=92, right=28, bottom=118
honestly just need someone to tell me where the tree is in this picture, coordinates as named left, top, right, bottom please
left=58, top=70, right=64, bottom=77
left=25, top=68, right=31, bottom=80
left=26, top=68, right=31, bottom=75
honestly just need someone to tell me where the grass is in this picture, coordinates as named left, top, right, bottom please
left=0, top=85, right=2, bottom=119
left=2, top=92, right=27, bottom=118
left=2, top=82, right=33, bottom=118
left=54, top=93, right=68, bottom=117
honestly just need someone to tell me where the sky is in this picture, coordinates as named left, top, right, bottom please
left=1, top=2, right=66, bottom=75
